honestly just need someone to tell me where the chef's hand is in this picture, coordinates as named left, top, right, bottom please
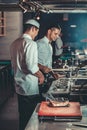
left=49, top=71, right=65, bottom=80
left=34, top=70, right=44, bottom=85
left=57, top=74, right=65, bottom=79
left=43, top=66, right=51, bottom=73
left=38, top=71, right=45, bottom=85
left=38, top=64, right=51, bottom=74
left=53, top=73, right=65, bottom=79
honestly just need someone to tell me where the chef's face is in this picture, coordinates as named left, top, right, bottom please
left=49, top=28, right=61, bottom=41
left=34, top=28, right=39, bottom=37
left=32, top=27, right=39, bottom=40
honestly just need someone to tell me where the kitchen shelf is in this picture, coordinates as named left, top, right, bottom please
left=0, top=12, right=6, bottom=36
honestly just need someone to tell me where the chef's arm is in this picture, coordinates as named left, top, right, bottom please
left=38, top=63, right=52, bottom=73
left=34, top=70, right=44, bottom=85
left=38, top=64, right=65, bottom=80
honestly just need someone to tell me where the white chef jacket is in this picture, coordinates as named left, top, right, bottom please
left=55, top=36, right=63, bottom=56
left=37, top=36, right=53, bottom=68
left=10, top=34, right=39, bottom=96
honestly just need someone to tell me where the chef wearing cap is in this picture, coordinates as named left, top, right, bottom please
left=10, top=19, right=44, bottom=130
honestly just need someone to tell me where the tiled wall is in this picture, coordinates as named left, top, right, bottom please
left=0, top=11, right=23, bottom=60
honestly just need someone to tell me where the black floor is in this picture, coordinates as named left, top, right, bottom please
left=0, top=93, right=19, bottom=130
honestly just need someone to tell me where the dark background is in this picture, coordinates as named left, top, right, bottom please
left=23, top=12, right=87, bottom=50
left=0, top=0, right=19, bottom=3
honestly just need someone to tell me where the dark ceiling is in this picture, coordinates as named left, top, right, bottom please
left=37, top=0, right=87, bottom=8
left=1, top=0, right=87, bottom=49
left=0, top=0, right=87, bottom=12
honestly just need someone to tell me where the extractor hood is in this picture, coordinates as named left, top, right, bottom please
left=0, top=0, right=87, bottom=12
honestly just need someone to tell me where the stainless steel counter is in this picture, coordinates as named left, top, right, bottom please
left=25, top=104, right=87, bottom=130
left=25, top=66, right=87, bottom=130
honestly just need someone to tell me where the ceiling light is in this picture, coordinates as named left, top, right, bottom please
left=70, top=25, right=77, bottom=28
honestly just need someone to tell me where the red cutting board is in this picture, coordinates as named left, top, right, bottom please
left=38, top=101, right=82, bottom=117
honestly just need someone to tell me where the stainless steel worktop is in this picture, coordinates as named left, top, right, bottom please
left=25, top=104, right=87, bottom=130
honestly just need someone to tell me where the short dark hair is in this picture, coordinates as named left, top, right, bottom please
left=47, top=24, right=61, bottom=30
left=23, top=24, right=38, bottom=33
left=45, top=24, right=61, bottom=35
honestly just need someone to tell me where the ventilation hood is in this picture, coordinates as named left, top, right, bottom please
left=0, top=0, right=87, bottom=12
